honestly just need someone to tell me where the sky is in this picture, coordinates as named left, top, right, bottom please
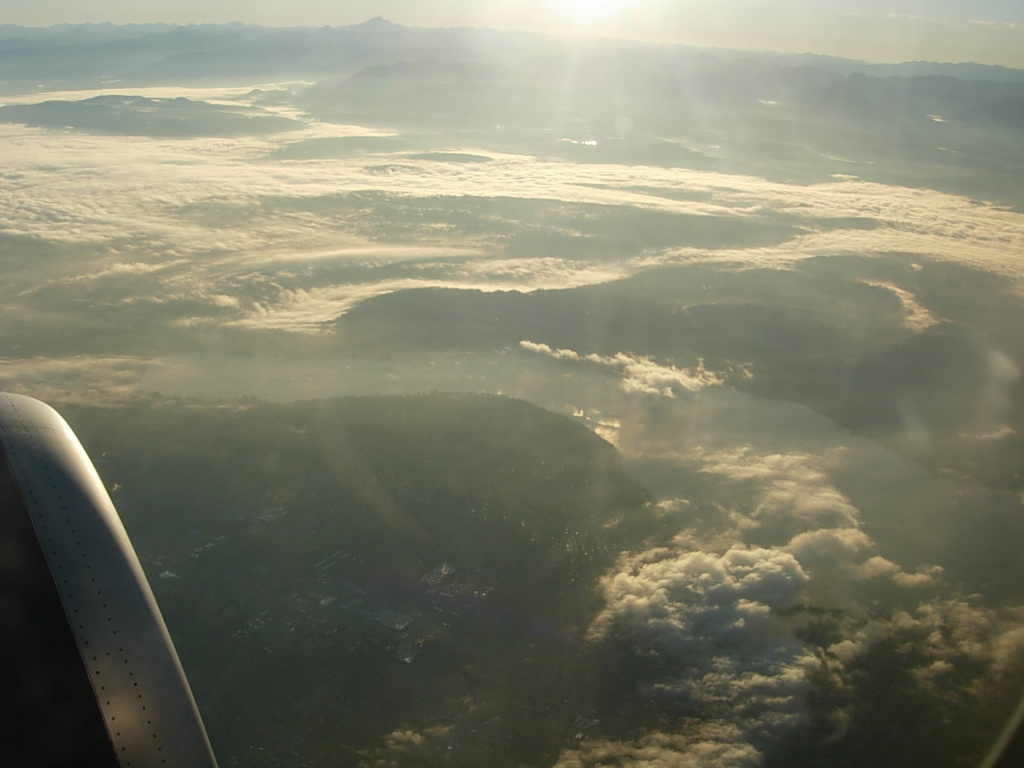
left=2, top=0, right=1024, bottom=67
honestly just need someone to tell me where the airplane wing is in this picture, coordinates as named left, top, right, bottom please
left=0, top=392, right=218, bottom=768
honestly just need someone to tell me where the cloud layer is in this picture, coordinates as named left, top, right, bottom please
left=2, top=91, right=1024, bottom=337
left=560, top=432, right=1024, bottom=765
left=2, top=86, right=1023, bottom=765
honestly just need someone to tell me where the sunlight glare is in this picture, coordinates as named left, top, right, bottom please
left=553, top=0, right=626, bottom=24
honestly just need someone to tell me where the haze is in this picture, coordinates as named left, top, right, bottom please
left=2, top=0, right=1024, bottom=66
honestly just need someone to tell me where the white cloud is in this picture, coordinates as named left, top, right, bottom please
left=892, top=567, right=943, bottom=587
left=583, top=517, right=1023, bottom=762
left=454, top=256, right=630, bottom=287
left=45, top=259, right=192, bottom=289
left=520, top=341, right=583, bottom=361
left=860, top=280, right=940, bottom=331
left=383, top=725, right=452, bottom=753
left=573, top=421, right=1020, bottom=764
left=554, top=728, right=762, bottom=768
left=595, top=353, right=724, bottom=397
left=587, top=544, right=818, bottom=757
left=225, top=258, right=632, bottom=332
left=693, top=446, right=862, bottom=534
left=877, top=599, right=1024, bottom=697
left=0, top=355, right=149, bottom=403
left=784, top=528, right=942, bottom=611
left=520, top=341, right=724, bottom=396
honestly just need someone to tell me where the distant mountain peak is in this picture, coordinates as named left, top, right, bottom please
left=360, top=17, right=400, bottom=29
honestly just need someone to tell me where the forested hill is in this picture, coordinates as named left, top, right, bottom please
left=54, top=393, right=662, bottom=765
left=58, top=392, right=661, bottom=612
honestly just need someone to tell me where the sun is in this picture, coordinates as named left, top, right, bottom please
left=552, top=0, right=627, bottom=24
